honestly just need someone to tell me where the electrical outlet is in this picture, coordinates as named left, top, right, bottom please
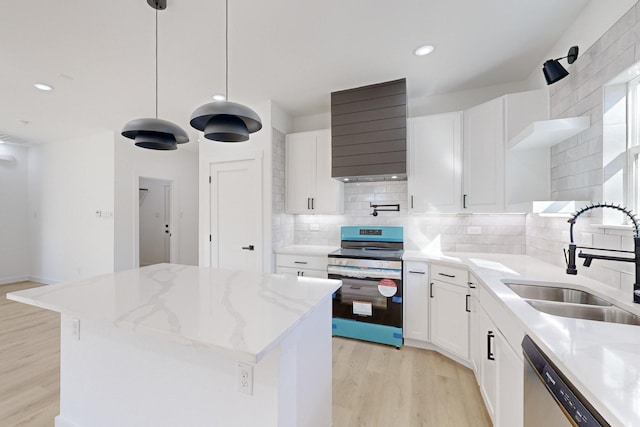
left=71, top=318, right=80, bottom=340
left=237, top=362, right=253, bottom=395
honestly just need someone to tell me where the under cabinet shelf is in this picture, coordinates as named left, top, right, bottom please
left=508, top=116, right=591, bottom=151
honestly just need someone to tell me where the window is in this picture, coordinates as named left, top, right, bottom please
left=627, top=74, right=640, bottom=217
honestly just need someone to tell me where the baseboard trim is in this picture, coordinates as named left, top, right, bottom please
left=0, top=275, right=30, bottom=285
left=55, top=415, right=82, bottom=427
left=403, top=338, right=473, bottom=370
left=28, top=275, right=60, bottom=285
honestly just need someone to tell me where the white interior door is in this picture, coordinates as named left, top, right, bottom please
left=139, top=177, right=172, bottom=267
left=210, top=158, right=262, bottom=272
left=163, top=184, right=171, bottom=263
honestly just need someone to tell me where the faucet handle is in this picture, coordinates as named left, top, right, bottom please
left=565, top=245, right=578, bottom=275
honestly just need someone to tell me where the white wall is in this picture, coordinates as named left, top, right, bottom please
left=28, top=132, right=115, bottom=284
left=199, top=100, right=273, bottom=272
left=114, top=139, right=198, bottom=271
left=0, top=144, right=30, bottom=284
left=527, top=0, right=638, bottom=88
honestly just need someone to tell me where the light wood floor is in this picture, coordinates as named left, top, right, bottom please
left=1, top=282, right=60, bottom=426
left=1, top=282, right=491, bottom=427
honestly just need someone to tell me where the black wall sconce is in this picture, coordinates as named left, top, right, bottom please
left=542, top=46, right=579, bottom=85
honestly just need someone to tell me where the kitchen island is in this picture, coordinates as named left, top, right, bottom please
left=7, top=263, right=341, bottom=427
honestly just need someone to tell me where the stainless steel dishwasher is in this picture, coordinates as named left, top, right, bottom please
left=522, top=336, right=610, bottom=427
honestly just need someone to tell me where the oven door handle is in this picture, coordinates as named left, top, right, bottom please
left=327, top=266, right=402, bottom=280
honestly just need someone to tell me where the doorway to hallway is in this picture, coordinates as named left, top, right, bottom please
left=139, top=177, right=172, bottom=267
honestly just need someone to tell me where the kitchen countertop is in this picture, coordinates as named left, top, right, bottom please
left=7, top=263, right=341, bottom=363
left=404, top=250, right=640, bottom=427
left=274, top=245, right=339, bottom=256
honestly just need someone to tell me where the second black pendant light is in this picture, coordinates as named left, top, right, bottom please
left=189, top=0, right=262, bottom=142
left=121, top=0, right=189, bottom=150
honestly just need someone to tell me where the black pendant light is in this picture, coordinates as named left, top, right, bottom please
left=189, top=0, right=262, bottom=142
left=542, top=46, right=579, bottom=85
left=121, top=0, right=188, bottom=150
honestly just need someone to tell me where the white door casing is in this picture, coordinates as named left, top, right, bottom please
left=209, top=157, right=263, bottom=272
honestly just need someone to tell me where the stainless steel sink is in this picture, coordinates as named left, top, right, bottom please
left=526, top=300, right=640, bottom=326
left=504, top=282, right=611, bottom=306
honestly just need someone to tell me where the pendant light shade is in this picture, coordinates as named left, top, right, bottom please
left=122, top=117, right=189, bottom=150
left=121, top=0, right=189, bottom=150
left=542, top=59, right=569, bottom=85
left=190, top=102, right=261, bottom=142
left=190, top=0, right=262, bottom=142
left=542, top=45, right=579, bottom=86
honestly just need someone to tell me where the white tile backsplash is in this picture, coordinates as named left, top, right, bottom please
left=293, top=182, right=526, bottom=254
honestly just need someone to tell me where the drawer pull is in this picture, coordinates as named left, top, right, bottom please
left=465, top=294, right=470, bottom=312
left=408, top=270, right=426, bottom=274
left=430, top=283, right=434, bottom=298
left=438, top=272, right=456, bottom=278
left=487, top=331, right=495, bottom=361
left=294, top=261, right=308, bottom=265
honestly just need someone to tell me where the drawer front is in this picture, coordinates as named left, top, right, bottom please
left=276, top=266, right=328, bottom=278
left=431, top=263, right=468, bottom=287
left=405, top=261, right=428, bottom=275
left=276, top=254, right=328, bottom=271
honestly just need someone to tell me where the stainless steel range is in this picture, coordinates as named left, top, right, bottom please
left=328, top=226, right=403, bottom=347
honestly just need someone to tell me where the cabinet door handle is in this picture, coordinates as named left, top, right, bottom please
left=411, top=195, right=414, bottom=209
left=300, top=271, right=304, bottom=277
left=294, top=261, right=308, bottom=265
left=307, top=198, right=311, bottom=210
left=242, top=245, right=255, bottom=251
left=311, top=198, right=315, bottom=210
left=438, top=272, right=455, bottom=278
left=408, top=270, right=425, bottom=274
left=430, top=283, right=434, bottom=298
left=465, top=294, right=471, bottom=312
left=487, top=331, right=495, bottom=361
left=463, top=194, right=468, bottom=209
left=468, top=281, right=476, bottom=289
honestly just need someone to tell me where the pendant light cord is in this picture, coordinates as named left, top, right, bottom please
left=155, top=6, right=159, bottom=119
left=225, top=0, right=229, bottom=101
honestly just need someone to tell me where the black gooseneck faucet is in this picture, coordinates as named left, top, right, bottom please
left=564, top=202, right=640, bottom=303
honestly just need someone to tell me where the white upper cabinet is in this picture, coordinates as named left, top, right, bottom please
left=462, top=88, right=550, bottom=213
left=408, top=112, right=462, bottom=213
left=286, top=129, right=344, bottom=214
left=462, top=97, right=505, bottom=212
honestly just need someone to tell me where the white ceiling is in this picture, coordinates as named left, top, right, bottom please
left=0, top=0, right=590, bottom=150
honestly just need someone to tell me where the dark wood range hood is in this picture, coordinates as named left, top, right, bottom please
left=331, top=78, right=407, bottom=182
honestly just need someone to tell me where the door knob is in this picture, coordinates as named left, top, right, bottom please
left=242, top=245, right=255, bottom=251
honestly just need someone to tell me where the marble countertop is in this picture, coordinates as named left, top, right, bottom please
left=7, top=264, right=341, bottom=364
left=274, top=245, right=339, bottom=256
left=404, top=250, right=640, bottom=427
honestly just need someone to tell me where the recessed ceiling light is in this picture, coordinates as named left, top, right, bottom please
left=414, top=45, right=435, bottom=56
left=391, top=176, right=398, bottom=179
left=212, top=94, right=226, bottom=101
left=343, top=178, right=349, bottom=182
left=34, top=83, right=54, bottom=91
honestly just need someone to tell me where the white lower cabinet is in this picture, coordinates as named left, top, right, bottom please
left=403, top=261, right=430, bottom=342
left=275, top=254, right=328, bottom=278
left=471, top=279, right=523, bottom=427
left=496, top=330, right=523, bottom=427
left=477, top=304, right=498, bottom=422
left=429, top=264, right=470, bottom=360
left=405, top=265, right=523, bottom=426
